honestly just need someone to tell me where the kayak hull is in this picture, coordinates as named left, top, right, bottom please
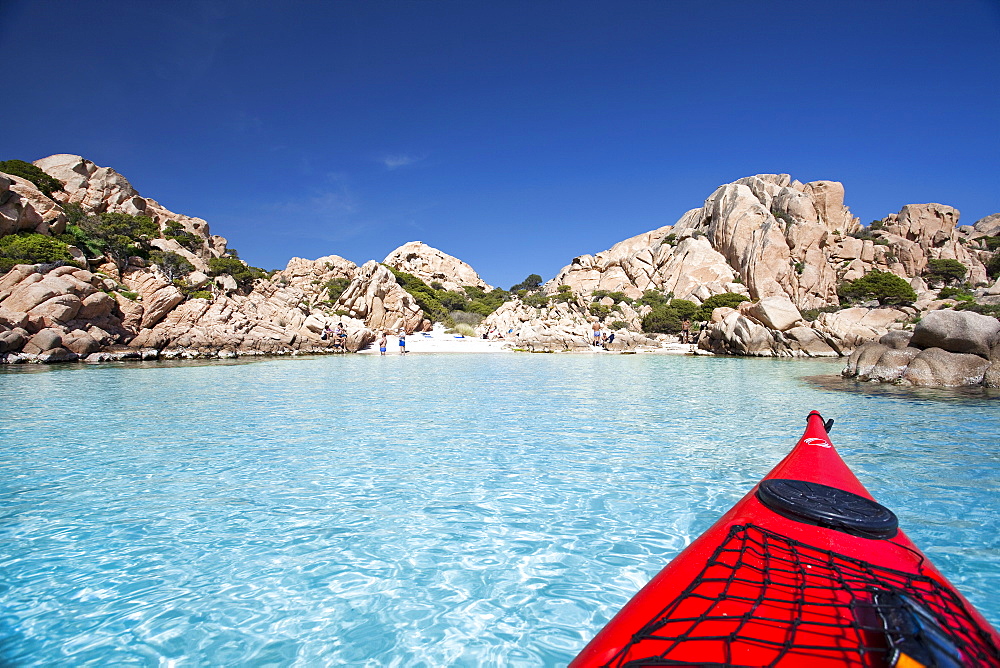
left=571, top=411, right=1000, bottom=667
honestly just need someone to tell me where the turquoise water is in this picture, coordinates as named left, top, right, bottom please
left=0, top=353, right=997, bottom=666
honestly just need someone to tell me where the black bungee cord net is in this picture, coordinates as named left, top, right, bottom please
left=605, top=524, right=1000, bottom=668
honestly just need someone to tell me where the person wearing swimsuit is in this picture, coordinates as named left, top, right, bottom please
left=398, top=329, right=407, bottom=354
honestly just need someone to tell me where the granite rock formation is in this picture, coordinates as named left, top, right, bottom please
left=843, top=310, right=1000, bottom=387
left=383, top=241, right=491, bottom=292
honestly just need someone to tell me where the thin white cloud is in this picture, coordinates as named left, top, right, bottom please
left=381, top=153, right=424, bottom=170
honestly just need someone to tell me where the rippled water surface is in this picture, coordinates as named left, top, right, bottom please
left=1, top=354, right=998, bottom=666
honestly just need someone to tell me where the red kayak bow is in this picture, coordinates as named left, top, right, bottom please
left=571, top=411, right=1000, bottom=667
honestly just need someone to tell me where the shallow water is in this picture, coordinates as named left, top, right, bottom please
left=1, top=354, right=997, bottom=666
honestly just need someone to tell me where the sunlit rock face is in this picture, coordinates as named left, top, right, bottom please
left=383, top=241, right=491, bottom=292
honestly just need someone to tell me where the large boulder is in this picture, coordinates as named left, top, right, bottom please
left=746, top=295, right=801, bottom=332
left=909, top=309, right=1000, bottom=357
left=900, top=348, right=991, bottom=387
left=383, top=241, right=491, bottom=292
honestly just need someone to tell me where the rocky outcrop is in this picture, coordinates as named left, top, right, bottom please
left=843, top=310, right=1000, bottom=387
left=335, top=261, right=425, bottom=333
left=33, top=154, right=227, bottom=269
left=698, top=298, right=910, bottom=358
left=0, top=174, right=66, bottom=236
left=383, top=241, right=491, bottom=292
left=0, top=258, right=382, bottom=362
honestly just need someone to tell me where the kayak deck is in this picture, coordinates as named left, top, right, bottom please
left=607, top=523, right=997, bottom=666
left=572, top=411, right=1000, bottom=667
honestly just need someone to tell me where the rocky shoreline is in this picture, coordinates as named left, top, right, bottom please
left=2, top=154, right=999, bottom=388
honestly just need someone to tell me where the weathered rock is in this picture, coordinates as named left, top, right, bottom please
left=337, top=261, right=424, bottom=333
left=909, top=309, right=1000, bottom=357
left=746, top=295, right=801, bottom=332
left=868, top=346, right=921, bottom=383
left=383, top=241, right=490, bottom=292
left=900, top=348, right=991, bottom=387
left=62, top=330, right=102, bottom=355
left=122, top=268, right=184, bottom=328
left=23, top=328, right=64, bottom=354
left=77, top=291, right=116, bottom=319
left=844, top=343, right=889, bottom=379
left=37, top=347, right=76, bottom=363
left=879, top=330, right=913, bottom=349
left=784, top=326, right=837, bottom=357
left=814, top=308, right=907, bottom=352
left=29, top=294, right=83, bottom=325
left=0, top=329, right=27, bottom=353
left=973, top=213, right=1000, bottom=237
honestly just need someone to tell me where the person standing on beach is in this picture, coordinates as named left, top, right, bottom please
left=398, top=328, right=407, bottom=354
left=379, top=332, right=387, bottom=356
left=681, top=318, right=691, bottom=344
left=592, top=321, right=602, bottom=346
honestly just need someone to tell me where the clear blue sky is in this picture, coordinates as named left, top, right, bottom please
left=2, top=0, right=998, bottom=289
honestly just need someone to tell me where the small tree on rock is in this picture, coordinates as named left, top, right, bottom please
left=838, top=270, right=917, bottom=306
left=924, top=259, right=967, bottom=286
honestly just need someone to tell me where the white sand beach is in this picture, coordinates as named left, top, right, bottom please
left=356, top=325, right=513, bottom=354
left=357, top=325, right=699, bottom=354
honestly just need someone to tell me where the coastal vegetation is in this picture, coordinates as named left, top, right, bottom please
left=923, top=259, right=967, bottom=286
left=385, top=265, right=509, bottom=325
left=0, top=159, right=63, bottom=197
left=207, top=251, right=269, bottom=292
left=0, top=232, right=75, bottom=273
left=837, top=269, right=917, bottom=306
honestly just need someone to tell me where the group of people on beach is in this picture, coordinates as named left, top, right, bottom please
left=377, top=329, right=408, bottom=355
left=590, top=321, right=616, bottom=349
left=322, top=323, right=349, bottom=351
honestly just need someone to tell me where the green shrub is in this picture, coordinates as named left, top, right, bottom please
left=800, top=306, right=840, bottom=321
left=149, top=250, right=194, bottom=282
left=838, top=270, right=917, bottom=306
left=162, top=221, right=203, bottom=252
left=509, top=274, right=543, bottom=292
left=588, top=303, right=612, bottom=318
left=924, top=258, right=967, bottom=285
left=608, top=320, right=627, bottom=330
left=384, top=265, right=448, bottom=321
left=0, top=159, right=63, bottom=197
left=208, top=255, right=269, bottom=292
left=450, top=310, right=483, bottom=326
left=592, top=290, right=633, bottom=305
left=118, top=290, right=139, bottom=301
left=987, top=251, right=1000, bottom=279
left=323, top=277, right=351, bottom=303
left=660, top=233, right=677, bottom=246
left=636, top=290, right=670, bottom=308
left=697, top=292, right=749, bottom=320
left=188, top=290, right=213, bottom=300
left=981, top=236, right=1000, bottom=251
left=669, top=298, right=699, bottom=321
left=76, top=211, right=159, bottom=264
left=771, top=208, right=795, bottom=227
left=523, top=292, right=550, bottom=308
left=642, top=305, right=682, bottom=333
left=0, top=232, right=75, bottom=269
left=551, top=285, right=575, bottom=303
left=466, top=287, right=509, bottom=317
left=937, top=286, right=975, bottom=302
